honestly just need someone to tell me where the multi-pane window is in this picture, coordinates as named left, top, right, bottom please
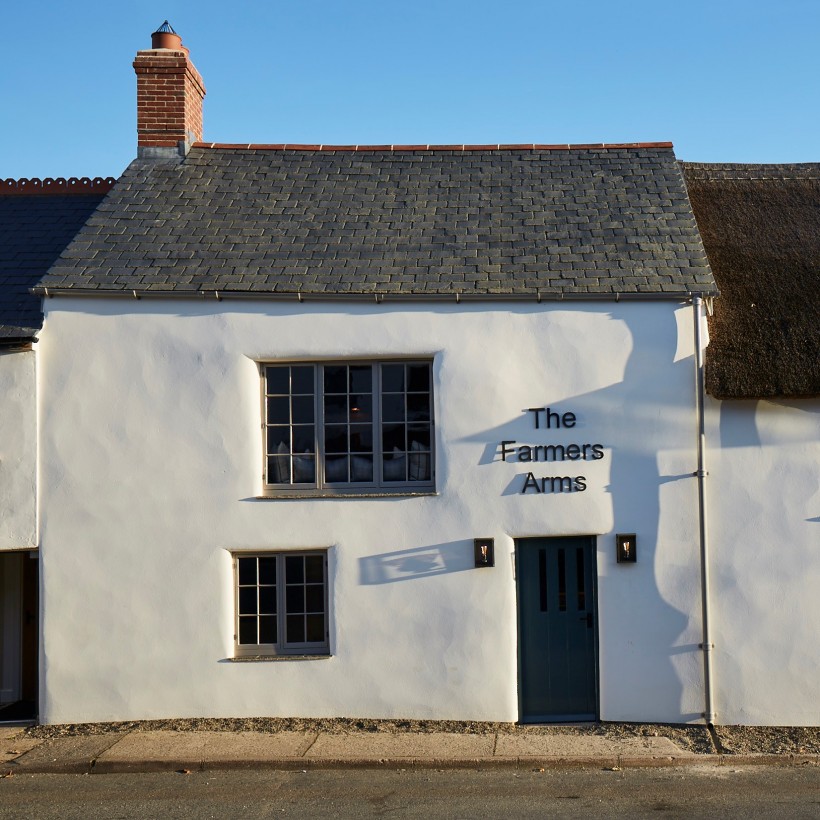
left=234, top=551, right=328, bottom=656
left=263, top=361, right=434, bottom=493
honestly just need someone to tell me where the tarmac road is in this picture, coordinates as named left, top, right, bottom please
left=1, top=764, right=819, bottom=819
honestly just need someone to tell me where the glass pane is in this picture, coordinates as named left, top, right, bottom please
left=350, top=424, right=373, bottom=452
left=350, top=454, right=373, bottom=482
left=287, top=615, right=305, bottom=643
left=305, top=555, right=324, bottom=583
left=381, top=364, right=404, bottom=392
left=349, top=394, right=372, bottom=422
left=266, top=426, right=290, bottom=454
left=265, top=367, right=289, bottom=395
left=267, top=455, right=290, bottom=484
left=324, top=395, right=347, bottom=423
left=408, top=449, right=431, bottom=481
left=306, top=614, right=325, bottom=643
left=259, top=615, right=277, bottom=644
left=238, top=557, right=257, bottom=586
left=576, top=548, right=586, bottom=611
left=539, top=549, right=548, bottom=612
left=305, top=584, right=324, bottom=612
left=349, top=365, right=372, bottom=392
left=324, top=365, right=347, bottom=393
left=407, top=364, right=430, bottom=392
left=558, top=548, right=567, bottom=612
left=407, top=424, right=431, bottom=450
left=382, top=394, right=405, bottom=422
left=407, top=394, right=430, bottom=422
left=324, top=425, right=348, bottom=454
left=238, top=616, right=257, bottom=645
left=291, top=366, right=314, bottom=394
left=383, top=452, right=406, bottom=482
left=286, top=585, right=305, bottom=613
left=324, top=455, right=349, bottom=483
left=292, top=455, right=315, bottom=484
left=259, top=586, right=277, bottom=615
left=292, top=425, right=315, bottom=453
left=239, top=587, right=258, bottom=615
left=266, top=396, right=290, bottom=424
left=382, top=424, right=406, bottom=452
left=259, top=557, right=277, bottom=585
left=291, top=395, right=315, bottom=424
left=286, top=555, right=304, bottom=584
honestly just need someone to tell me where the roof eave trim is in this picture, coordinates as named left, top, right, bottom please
left=707, top=388, right=820, bottom=401
left=33, top=287, right=718, bottom=302
left=0, top=336, right=37, bottom=349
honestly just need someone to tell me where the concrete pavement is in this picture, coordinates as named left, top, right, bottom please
left=1, top=723, right=817, bottom=774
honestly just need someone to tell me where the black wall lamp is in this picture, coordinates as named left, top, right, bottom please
left=474, top=538, right=495, bottom=568
left=616, top=533, right=637, bottom=563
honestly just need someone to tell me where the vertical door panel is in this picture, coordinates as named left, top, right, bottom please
left=0, top=554, right=22, bottom=706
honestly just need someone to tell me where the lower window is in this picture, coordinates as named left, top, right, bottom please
left=234, top=551, right=329, bottom=657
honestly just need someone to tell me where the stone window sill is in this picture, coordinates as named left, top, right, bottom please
left=227, top=654, right=332, bottom=662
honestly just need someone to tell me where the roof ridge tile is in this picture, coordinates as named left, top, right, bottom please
left=191, top=141, right=674, bottom=153
left=1, top=177, right=117, bottom=197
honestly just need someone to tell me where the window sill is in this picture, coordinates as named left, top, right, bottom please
left=228, top=654, right=333, bottom=662
left=254, top=491, right=439, bottom=500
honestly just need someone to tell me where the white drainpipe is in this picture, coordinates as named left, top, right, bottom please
left=693, top=295, right=717, bottom=724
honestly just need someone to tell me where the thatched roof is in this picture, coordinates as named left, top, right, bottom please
left=683, top=163, right=820, bottom=399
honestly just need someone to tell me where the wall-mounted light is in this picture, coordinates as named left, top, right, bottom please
left=474, top=538, right=495, bottom=568
left=616, top=533, right=637, bottom=563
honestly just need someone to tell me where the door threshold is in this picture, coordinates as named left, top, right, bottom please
left=520, top=720, right=598, bottom=727
left=520, top=714, right=598, bottom=724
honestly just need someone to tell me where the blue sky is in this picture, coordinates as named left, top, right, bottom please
left=2, top=1, right=818, bottom=179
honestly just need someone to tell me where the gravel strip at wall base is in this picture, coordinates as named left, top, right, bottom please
left=22, top=718, right=820, bottom=756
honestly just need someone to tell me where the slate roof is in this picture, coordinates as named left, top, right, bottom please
left=684, top=163, right=820, bottom=398
left=0, top=185, right=109, bottom=342
left=38, top=144, right=715, bottom=299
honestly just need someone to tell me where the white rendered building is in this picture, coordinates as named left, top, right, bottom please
left=1, top=25, right=818, bottom=727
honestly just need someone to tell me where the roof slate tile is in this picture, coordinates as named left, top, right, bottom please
left=37, top=147, right=715, bottom=298
left=0, top=193, right=107, bottom=339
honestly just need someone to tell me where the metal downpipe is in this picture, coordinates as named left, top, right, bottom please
left=693, top=296, right=717, bottom=724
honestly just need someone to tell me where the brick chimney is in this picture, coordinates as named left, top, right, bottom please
left=133, top=22, right=206, bottom=158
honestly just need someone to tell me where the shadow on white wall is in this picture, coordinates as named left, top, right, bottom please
left=359, top=541, right=473, bottom=584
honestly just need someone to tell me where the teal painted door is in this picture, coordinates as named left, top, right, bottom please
left=516, top=537, right=597, bottom=722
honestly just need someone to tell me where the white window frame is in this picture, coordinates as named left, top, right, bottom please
left=233, top=550, right=329, bottom=658
left=260, top=359, right=435, bottom=496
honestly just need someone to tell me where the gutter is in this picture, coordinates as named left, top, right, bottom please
left=693, top=295, right=717, bottom=725
left=34, top=287, right=718, bottom=303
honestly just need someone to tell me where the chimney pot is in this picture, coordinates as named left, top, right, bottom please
left=151, top=21, right=183, bottom=50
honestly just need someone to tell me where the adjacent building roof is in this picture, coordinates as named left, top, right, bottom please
left=684, top=163, right=820, bottom=399
left=38, top=144, right=716, bottom=299
left=0, top=179, right=112, bottom=343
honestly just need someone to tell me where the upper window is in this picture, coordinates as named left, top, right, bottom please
left=263, top=361, right=434, bottom=494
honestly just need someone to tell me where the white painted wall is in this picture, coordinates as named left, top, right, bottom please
left=0, top=350, right=36, bottom=550
left=706, top=397, right=820, bottom=726
left=38, top=297, right=708, bottom=725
